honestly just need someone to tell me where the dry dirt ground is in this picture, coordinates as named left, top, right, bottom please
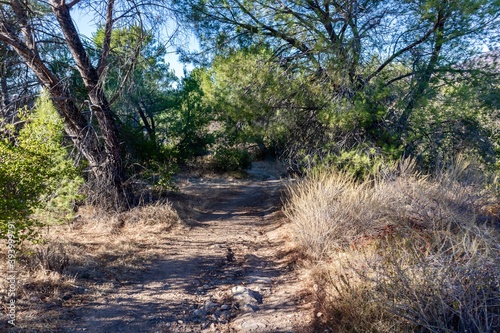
left=3, top=161, right=315, bottom=332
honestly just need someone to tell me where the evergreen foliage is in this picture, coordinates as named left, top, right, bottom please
left=1, top=0, right=499, bottom=221
left=172, top=0, right=500, bottom=173
left=0, top=92, right=82, bottom=241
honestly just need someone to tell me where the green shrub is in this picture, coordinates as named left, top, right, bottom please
left=0, top=91, right=83, bottom=241
left=311, top=148, right=388, bottom=180
left=119, top=121, right=179, bottom=195
left=20, top=92, right=83, bottom=224
left=0, top=142, right=46, bottom=241
left=211, top=147, right=252, bottom=172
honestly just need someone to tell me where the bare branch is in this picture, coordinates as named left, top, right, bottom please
left=97, top=0, right=115, bottom=76
left=232, top=0, right=318, bottom=66
left=67, top=0, right=83, bottom=9
left=385, top=72, right=414, bottom=86
left=366, top=15, right=445, bottom=83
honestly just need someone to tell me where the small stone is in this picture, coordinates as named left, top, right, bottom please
left=242, top=303, right=259, bottom=312
left=231, top=286, right=263, bottom=306
left=219, top=310, right=231, bottom=320
left=232, top=285, right=246, bottom=294
left=220, top=304, right=230, bottom=311
left=177, top=320, right=183, bottom=324
left=193, top=309, right=206, bottom=317
left=316, top=312, right=323, bottom=317
left=204, top=300, right=218, bottom=310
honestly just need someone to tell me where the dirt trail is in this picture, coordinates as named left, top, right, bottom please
left=65, top=162, right=314, bottom=333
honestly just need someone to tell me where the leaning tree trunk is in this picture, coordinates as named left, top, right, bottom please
left=0, top=0, right=130, bottom=211
left=398, top=10, right=447, bottom=139
left=51, top=1, right=129, bottom=211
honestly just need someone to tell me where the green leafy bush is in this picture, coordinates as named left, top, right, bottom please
left=0, top=142, right=46, bottom=241
left=0, top=92, right=83, bottom=241
left=211, top=147, right=252, bottom=172
left=309, top=148, right=387, bottom=180
left=21, top=94, right=83, bottom=223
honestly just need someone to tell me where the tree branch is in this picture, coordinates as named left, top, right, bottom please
left=67, top=0, right=83, bottom=9
left=384, top=72, right=414, bottom=86
left=366, top=15, right=445, bottom=83
left=10, top=0, right=38, bottom=54
left=97, top=0, right=115, bottom=76
left=232, top=0, right=318, bottom=66
left=50, top=0, right=100, bottom=88
left=305, top=0, right=339, bottom=45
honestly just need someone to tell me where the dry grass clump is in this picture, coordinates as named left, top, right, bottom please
left=123, top=201, right=182, bottom=225
left=284, top=170, right=376, bottom=258
left=73, top=200, right=182, bottom=230
left=285, top=158, right=500, bottom=332
left=320, top=228, right=500, bottom=333
left=0, top=201, right=183, bottom=331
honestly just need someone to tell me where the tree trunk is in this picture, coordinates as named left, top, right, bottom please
left=0, top=1, right=130, bottom=211
left=50, top=1, right=129, bottom=210
left=135, top=102, right=156, bottom=142
left=398, top=10, right=447, bottom=137
left=0, top=65, right=9, bottom=119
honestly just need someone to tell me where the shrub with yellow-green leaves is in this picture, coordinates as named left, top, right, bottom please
left=0, top=142, right=46, bottom=241
left=0, top=91, right=83, bottom=241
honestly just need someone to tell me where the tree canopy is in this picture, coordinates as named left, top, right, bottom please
left=0, top=0, right=499, bottom=239
left=173, top=0, right=500, bottom=169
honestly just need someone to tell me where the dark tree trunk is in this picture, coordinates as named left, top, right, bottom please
left=50, top=1, right=129, bottom=210
left=0, top=64, right=9, bottom=110
left=398, top=10, right=447, bottom=137
left=135, top=102, right=156, bottom=142
left=0, top=0, right=130, bottom=211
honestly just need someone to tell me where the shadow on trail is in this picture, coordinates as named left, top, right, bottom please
left=20, top=173, right=295, bottom=333
left=59, top=242, right=292, bottom=332
left=170, top=179, right=283, bottom=227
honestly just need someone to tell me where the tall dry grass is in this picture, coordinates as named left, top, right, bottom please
left=285, top=158, right=500, bottom=332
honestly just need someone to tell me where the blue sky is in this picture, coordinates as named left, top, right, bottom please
left=72, top=9, right=196, bottom=78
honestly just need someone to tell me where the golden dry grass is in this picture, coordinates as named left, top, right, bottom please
left=285, top=158, right=500, bottom=332
left=0, top=201, right=182, bottom=331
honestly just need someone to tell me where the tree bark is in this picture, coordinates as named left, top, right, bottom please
left=0, top=1, right=130, bottom=211
left=50, top=0, right=128, bottom=210
left=0, top=63, right=9, bottom=112
left=134, top=101, right=156, bottom=143
left=398, top=9, right=447, bottom=137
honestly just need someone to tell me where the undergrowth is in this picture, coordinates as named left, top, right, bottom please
left=285, top=158, right=500, bottom=332
left=0, top=201, right=182, bottom=331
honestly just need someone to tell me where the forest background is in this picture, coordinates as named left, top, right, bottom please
left=1, top=0, right=499, bottom=237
